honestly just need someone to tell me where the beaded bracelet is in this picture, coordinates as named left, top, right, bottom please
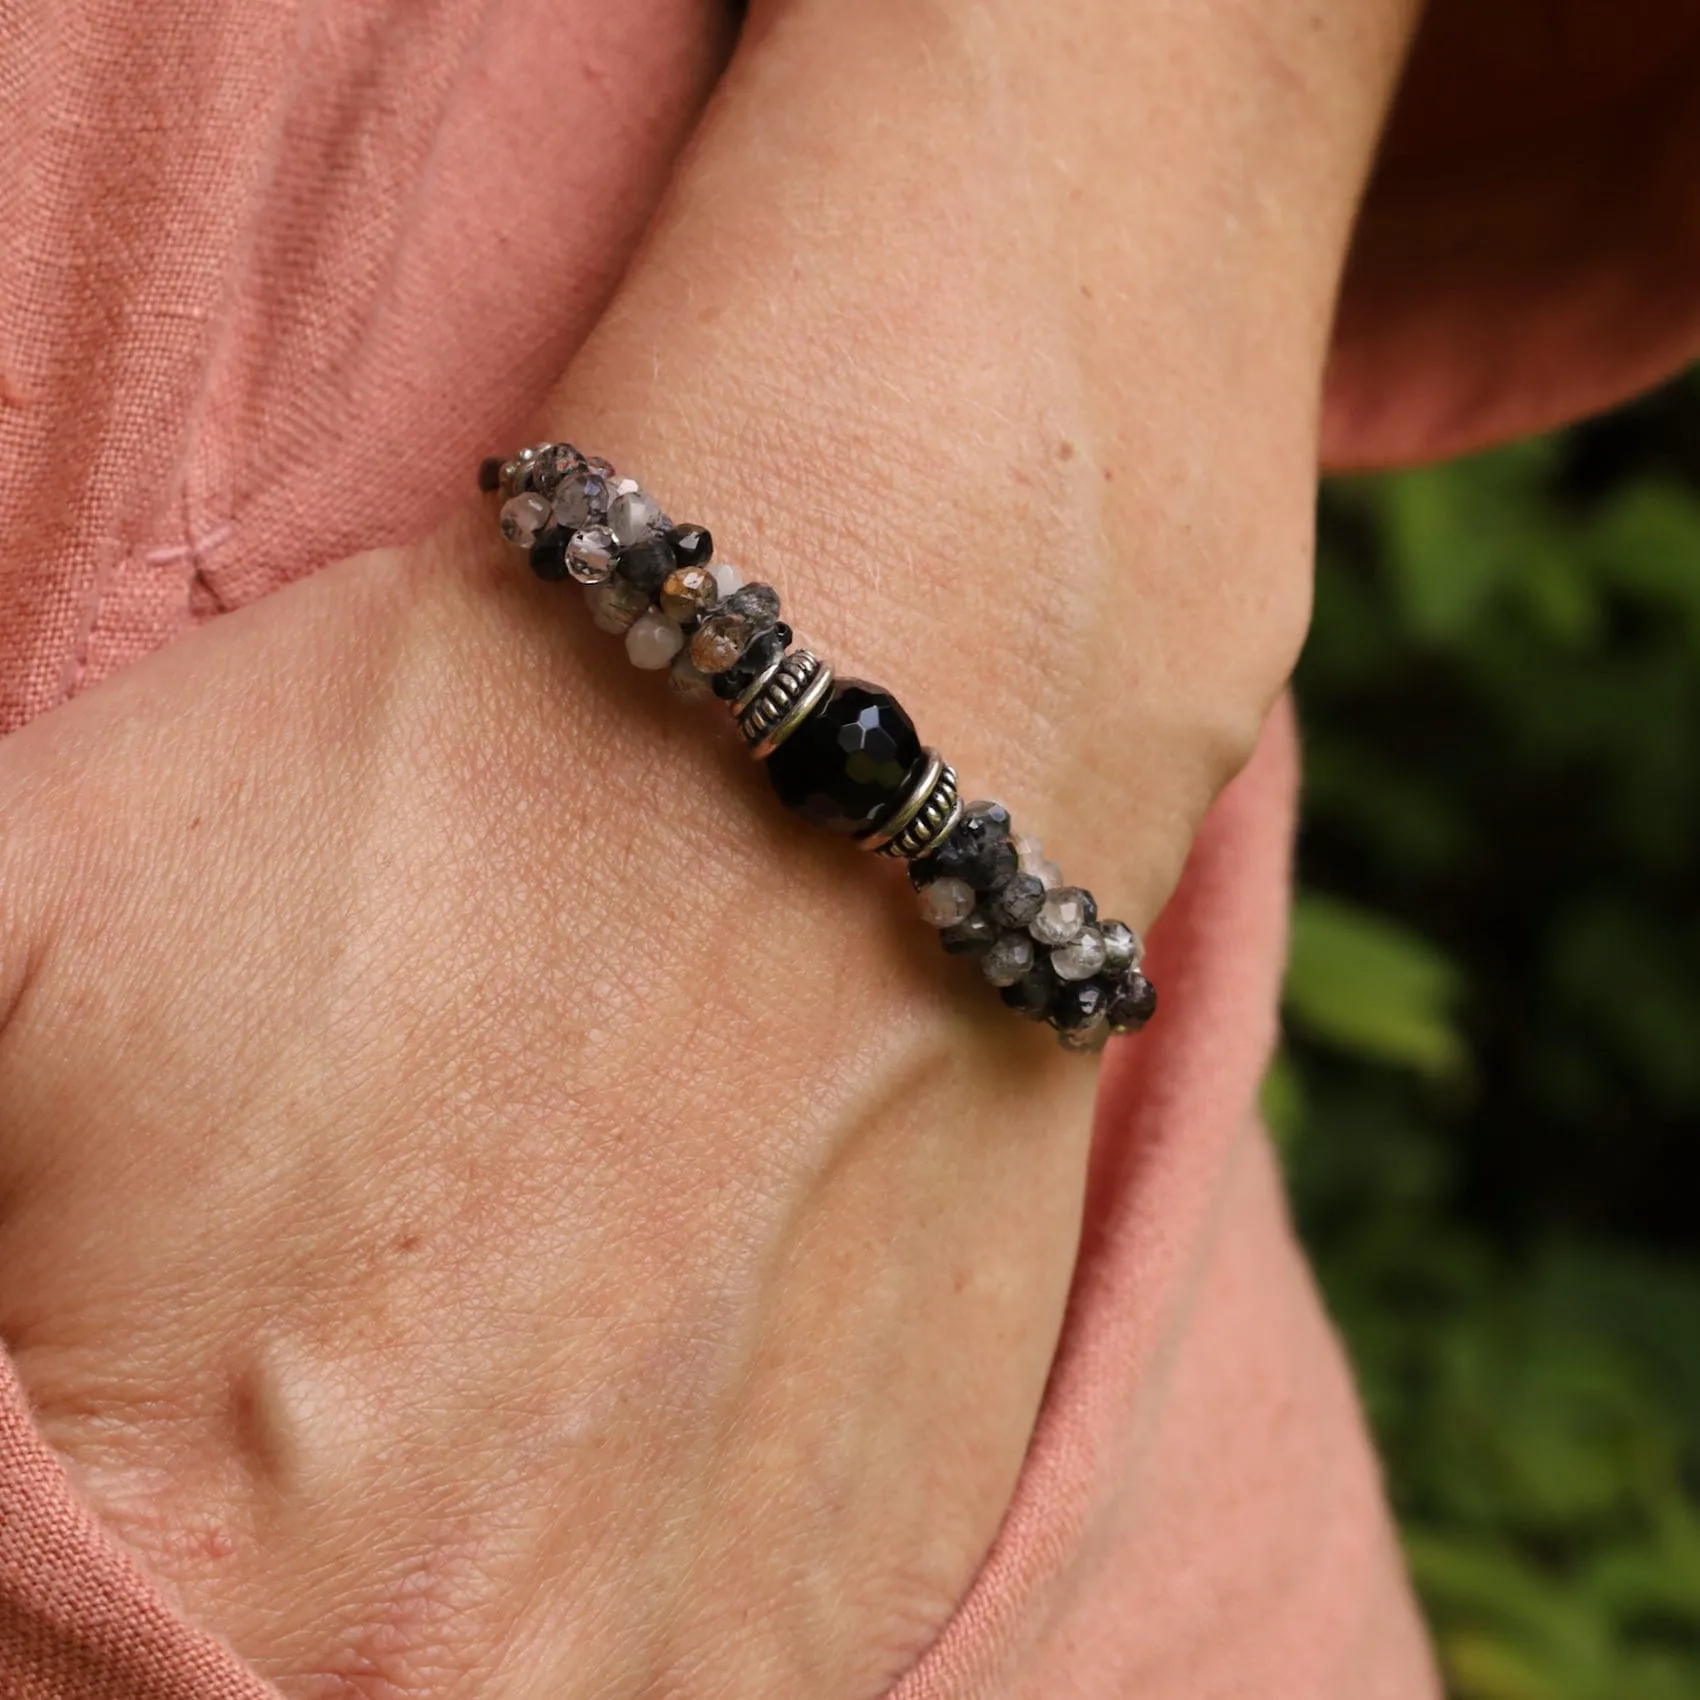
left=480, top=443, right=1156, bottom=1052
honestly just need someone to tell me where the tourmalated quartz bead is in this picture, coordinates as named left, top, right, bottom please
left=668, top=649, right=714, bottom=700
left=660, top=565, right=720, bottom=625
left=610, top=487, right=666, bottom=547
left=988, top=872, right=1046, bottom=929
left=500, top=492, right=552, bottom=547
left=961, top=799, right=1011, bottom=840
left=766, top=679, right=925, bottom=836
left=1000, top=958, right=1059, bottom=1021
left=941, top=911, right=996, bottom=956
left=972, top=839, right=1019, bottom=892
left=533, top=444, right=585, bottom=496
left=1051, top=923, right=1108, bottom=981
left=711, top=624, right=791, bottom=701
left=709, top=561, right=743, bottom=598
left=1050, top=976, right=1111, bottom=1031
left=722, top=583, right=781, bottom=629
left=690, top=612, right=757, bottom=675
left=584, top=576, right=650, bottom=634
left=625, top=610, right=685, bottom=670
left=932, top=827, right=1016, bottom=892
left=1031, top=886, right=1096, bottom=947
left=1100, top=919, right=1143, bottom=972
left=917, top=877, right=976, bottom=927
left=566, top=525, right=617, bottom=585
left=553, top=472, right=610, bottom=529
left=1058, top=1016, right=1110, bottom=1054
left=908, top=855, right=946, bottom=890
left=1011, top=836, right=1062, bottom=890
left=1106, top=970, right=1158, bottom=1032
left=668, top=525, right=713, bottom=568
left=618, top=535, right=677, bottom=595
left=982, top=930, right=1035, bottom=987
left=529, top=529, right=571, bottom=582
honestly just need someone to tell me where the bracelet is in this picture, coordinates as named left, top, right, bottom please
left=479, top=443, right=1157, bottom=1053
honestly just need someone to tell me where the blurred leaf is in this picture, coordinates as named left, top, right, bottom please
left=1284, top=893, right=1467, bottom=1077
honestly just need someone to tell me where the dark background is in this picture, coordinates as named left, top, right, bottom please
left=1284, top=370, right=1700, bottom=1699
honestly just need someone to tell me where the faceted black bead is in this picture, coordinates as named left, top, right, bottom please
left=988, top=872, right=1047, bottom=929
left=477, top=456, right=504, bottom=493
left=1000, top=958, right=1060, bottom=1022
left=723, top=583, right=781, bottom=630
left=529, top=528, right=571, bottom=582
left=1050, top=975, right=1112, bottom=1031
left=668, top=524, right=714, bottom=568
left=766, top=678, right=926, bottom=836
left=1106, top=970, right=1158, bottom=1032
left=616, top=535, right=676, bottom=594
left=711, top=624, right=792, bottom=700
left=940, top=910, right=996, bottom=956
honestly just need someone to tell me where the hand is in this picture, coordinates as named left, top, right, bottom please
left=0, top=1, right=1415, bottom=1695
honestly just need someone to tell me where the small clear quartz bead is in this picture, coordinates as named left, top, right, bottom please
left=584, top=577, right=650, bottom=634
left=566, top=525, right=617, bottom=585
left=982, top=931, right=1035, bottom=987
left=1101, top=919, right=1143, bottom=971
left=1051, top=924, right=1107, bottom=981
left=625, top=610, right=685, bottom=669
left=609, top=488, right=666, bottom=547
left=1031, top=887, right=1091, bottom=946
left=917, top=878, right=976, bottom=927
left=499, top=493, right=551, bottom=546
left=553, top=472, right=609, bottom=529
left=1012, top=833, right=1045, bottom=874
left=709, top=561, right=743, bottom=598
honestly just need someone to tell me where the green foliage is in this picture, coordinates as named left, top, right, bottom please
left=1287, top=372, right=1700, bottom=1698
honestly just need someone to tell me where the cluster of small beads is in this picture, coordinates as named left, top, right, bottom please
left=910, top=802, right=1156, bottom=1052
left=484, top=444, right=792, bottom=701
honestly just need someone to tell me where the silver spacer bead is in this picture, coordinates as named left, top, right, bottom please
left=737, top=650, right=835, bottom=759
left=861, top=751, right=962, bottom=858
left=731, top=649, right=790, bottom=717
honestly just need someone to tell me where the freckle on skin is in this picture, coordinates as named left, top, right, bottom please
left=1057, top=441, right=1074, bottom=462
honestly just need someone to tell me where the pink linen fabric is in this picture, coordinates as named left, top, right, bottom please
left=2, top=0, right=1698, bottom=1694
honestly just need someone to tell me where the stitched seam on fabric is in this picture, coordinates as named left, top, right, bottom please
left=55, top=519, right=240, bottom=707
left=56, top=547, right=124, bottom=707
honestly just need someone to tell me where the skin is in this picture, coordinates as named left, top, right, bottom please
left=0, top=1, right=1418, bottom=1696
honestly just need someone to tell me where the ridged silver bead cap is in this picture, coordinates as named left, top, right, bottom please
left=866, top=752, right=962, bottom=858
left=737, top=650, right=834, bottom=759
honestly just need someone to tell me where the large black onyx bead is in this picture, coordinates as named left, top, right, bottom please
left=766, top=678, right=925, bottom=836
